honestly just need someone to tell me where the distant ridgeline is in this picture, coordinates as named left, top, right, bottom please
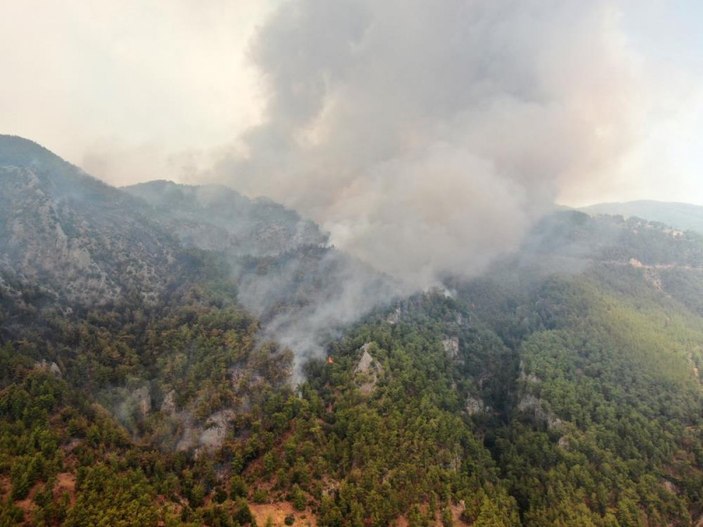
left=2, top=135, right=703, bottom=526
left=582, top=200, right=703, bottom=236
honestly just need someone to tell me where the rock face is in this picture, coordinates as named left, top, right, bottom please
left=442, top=337, right=459, bottom=359
left=176, top=415, right=200, bottom=452
left=132, top=386, right=152, bottom=417
left=151, top=390, right=219, bottom=453
left=0, top=136, right=181, bottom=308
left=49, top=362, right=62, bottom=376
left=386, top=307, right=402, bottom=325
left=465, top=396, right=486, bottom=416
left=354, top=344, right=384, bottom=395
left=517, top=394, right=563, bottom=430
left=175, top=409, right=236, bottom=455
left=35, top=360, right=62, bottom=377
left=160, top=390, right=177, bottom=415
left=198, top=410, right=235, bottom=453
left=355, top=349, right=375, bottom=374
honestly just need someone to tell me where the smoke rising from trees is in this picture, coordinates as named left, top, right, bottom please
left=215, top=0, right=646, bottom=286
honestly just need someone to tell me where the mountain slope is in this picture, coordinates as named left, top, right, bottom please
left=126, top=179, right=398, bottom=369
left=3, top=137, right=703, bottom=526
left=453, top=211, right=703, bottom=525
left=0, top=135, right=181, bottom=307
left=124, top=180, right=327, bottom=257
left=582, top=200, right=703, bottom=235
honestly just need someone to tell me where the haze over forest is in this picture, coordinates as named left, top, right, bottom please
left=2, top=2, right=703, bottom=527
left=2, top=0, right=703, bottom=283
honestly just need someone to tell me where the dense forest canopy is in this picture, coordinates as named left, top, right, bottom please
left=2, top=136, right=703, bottom=526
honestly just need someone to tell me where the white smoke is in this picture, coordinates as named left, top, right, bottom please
left=215, top=0, right=646, bottom=286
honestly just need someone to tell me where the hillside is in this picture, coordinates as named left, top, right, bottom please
left=452, top=212, right=703, bottom=525
left=582, top=200, right=703, bottom=235
left=2, top=138, right=703, bottom=526
left=0, top=136, right=182, bottom=308
left=124, top=180, right=327, bottom=257
left=125, top=179, right=397, bottom=369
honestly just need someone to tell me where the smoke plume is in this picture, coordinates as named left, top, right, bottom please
left=215, top=0, right=644, bottom=286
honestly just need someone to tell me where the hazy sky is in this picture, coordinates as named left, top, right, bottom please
left=0, top=0, right=277, bottom=184
left=1, top=1, right=701, bottom=205
left=1, top=1, right=703, bottom=282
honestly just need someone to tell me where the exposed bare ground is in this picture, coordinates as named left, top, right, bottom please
left=249, top=501, right=317, bottom=527
left=14, top=482, right=41, bottom=524
left=54, top=472, right=76, bottom=506
left=450, top=502, right=470, bottom=526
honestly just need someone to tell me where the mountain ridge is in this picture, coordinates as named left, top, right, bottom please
left=124, top=179, right=328, bottom=257
left=3, top=136, right=703, bottom=526
left=581, top=199, right=703, bottom=235
left=0, top=135, right=184, bottom=308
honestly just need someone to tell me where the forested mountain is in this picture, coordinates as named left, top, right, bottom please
left=0, top=136, right=182, bottom=308
left=582, top=201, right=703, bottom=236
left=125, top=179, right=397, bottom=371
left=124, top=180, right=327, bottom=257
left=2, top=136, right=703, bottom=527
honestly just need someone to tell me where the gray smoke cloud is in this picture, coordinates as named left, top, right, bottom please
left=214, top=0, right=644, bottom=286
left=233, top=247, right=398, bottom=375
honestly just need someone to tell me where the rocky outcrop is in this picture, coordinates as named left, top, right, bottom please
left=175, top=409, right=236, bottom=455
left=442, top=337, right=459, bottom=359
left=355, top=343, right=383, bottom=395
left=517, top=394, right=563, bottom=430
left=386, top=307, right=402, bottom=325
left=0, top=136, right=181, bottom=308
left=160, top=390, right=177, bottom=415
left=355, top=348, right=375, bottom=375
left=176, top=414, right=199, bottom=452
left=465, top=396, right=486, bottom=416
left=133, top=386, right=152, bottom=417
left=198, top=410, right=236, bottom=453
left=35, top=360, right=62, bottom=377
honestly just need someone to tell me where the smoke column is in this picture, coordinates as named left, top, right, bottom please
left=216, top=0, right=644, bottom=286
